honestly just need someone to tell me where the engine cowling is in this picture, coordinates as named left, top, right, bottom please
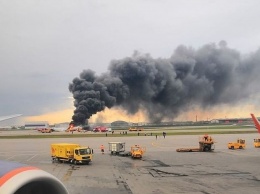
left=0, top=160, right=68, bottom=194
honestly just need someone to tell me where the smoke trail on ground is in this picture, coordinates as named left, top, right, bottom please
left=69, top=41, right=260, bottom=125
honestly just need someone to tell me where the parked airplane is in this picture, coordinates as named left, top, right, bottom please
left=0, top=114, right=22, bottom=122
left=250, top=113, right=260, bottom=133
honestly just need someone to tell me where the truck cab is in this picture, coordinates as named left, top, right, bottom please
left=254, top=138, right=260, bottom=148
left=73, top=147, right=93, bottom=164
left=228, top=139, right=245, bottom=149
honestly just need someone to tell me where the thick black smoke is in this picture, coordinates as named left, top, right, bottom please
left=69, top=41, right=260, bottom=125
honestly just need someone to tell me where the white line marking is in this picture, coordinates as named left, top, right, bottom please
left=27, top=154, right=38, bottom=161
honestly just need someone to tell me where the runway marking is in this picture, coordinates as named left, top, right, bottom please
left=221, top=150, right=259, bottom=157
left=151, top=141, right=160, bottom=147
left=6, top=155, right=15, bottom=160
left=151, top=141, right=174, bottom=148
left=26, top=154, right=38, bottom=161
left=0, top=151, right=46, bottom=154
left=6, top=153, right=38, bottom=160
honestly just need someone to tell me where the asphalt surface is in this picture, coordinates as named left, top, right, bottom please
left=1, top=132, right=260, bottom=194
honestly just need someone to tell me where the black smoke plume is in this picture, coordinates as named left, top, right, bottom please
left=69, top=41, right=260, bottom=125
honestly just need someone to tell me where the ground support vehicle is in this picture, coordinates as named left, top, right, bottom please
left=108, top=142, right=146, bottom=158
left=176, top=135, right=215, bottom=152
left=130, top=145, right=146, bottom=158
left=228, top=139, right=245, bottom=149
left=51, top=143, right=93, bottom=165
left=128, top=127, right=143, bottom=131
left=108, top=142, right=126, bottom=155
left=254, top=138, right=260, bottom=148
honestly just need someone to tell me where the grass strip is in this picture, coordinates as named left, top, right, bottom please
left=0, top=130, right=257, bottom=139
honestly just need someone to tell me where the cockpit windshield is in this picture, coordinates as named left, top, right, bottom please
left=79, top=148, right=91, bottom=155
left=132, top=147, right=139, bottom=151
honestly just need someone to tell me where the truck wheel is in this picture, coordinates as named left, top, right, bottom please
left=231, top=146, right=234, bottom=150
left=74, top=160, right=77, bottom=165
left=203, top=146, right=210, bottom=152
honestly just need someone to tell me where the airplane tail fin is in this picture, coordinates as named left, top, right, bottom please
left=250, top=113, right=260, bottom=134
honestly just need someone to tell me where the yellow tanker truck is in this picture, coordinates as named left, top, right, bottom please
left=51, top=143, right=93, bottom=165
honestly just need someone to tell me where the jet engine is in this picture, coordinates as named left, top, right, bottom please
left=0, top=160, right=68, bottom=194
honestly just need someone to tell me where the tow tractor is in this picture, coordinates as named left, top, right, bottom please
left=227, top=139, right=245, bottom=149
left=176, top=135, right=215, bottom=152
left=130, top=145, right=146, bottom=158
left=108, top=142, right=146, bottom=158
left=253, top=139, right=260, bottom=148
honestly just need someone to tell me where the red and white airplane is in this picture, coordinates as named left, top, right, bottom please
left=250, top=113, right=260, bottom=147
left=250, top=113, right=260, bottom=134
left=66, top=122, right=82, bottom=132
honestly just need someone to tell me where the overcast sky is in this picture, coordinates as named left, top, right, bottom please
left=1, top=0, right=260, bottom=124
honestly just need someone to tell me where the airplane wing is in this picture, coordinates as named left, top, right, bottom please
left=0, top=114, right=22, bottom=122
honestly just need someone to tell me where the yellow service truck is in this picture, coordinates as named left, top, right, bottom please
left=228, top=139, right=245, bottom=149
left=254, top=138, right=260, bottom=148
left=51, top=143, right=93, bottom=165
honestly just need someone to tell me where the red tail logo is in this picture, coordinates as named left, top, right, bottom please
left=250, top=114, right=260, bottom=134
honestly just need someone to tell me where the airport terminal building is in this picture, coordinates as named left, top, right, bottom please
left=24, top=121, right=49, bottom=130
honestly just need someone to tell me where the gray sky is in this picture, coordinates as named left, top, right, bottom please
left=1, top=0, right=260, bottom=122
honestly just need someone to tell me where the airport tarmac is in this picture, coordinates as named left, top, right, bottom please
left=0, top=133, right=260, bottom=194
